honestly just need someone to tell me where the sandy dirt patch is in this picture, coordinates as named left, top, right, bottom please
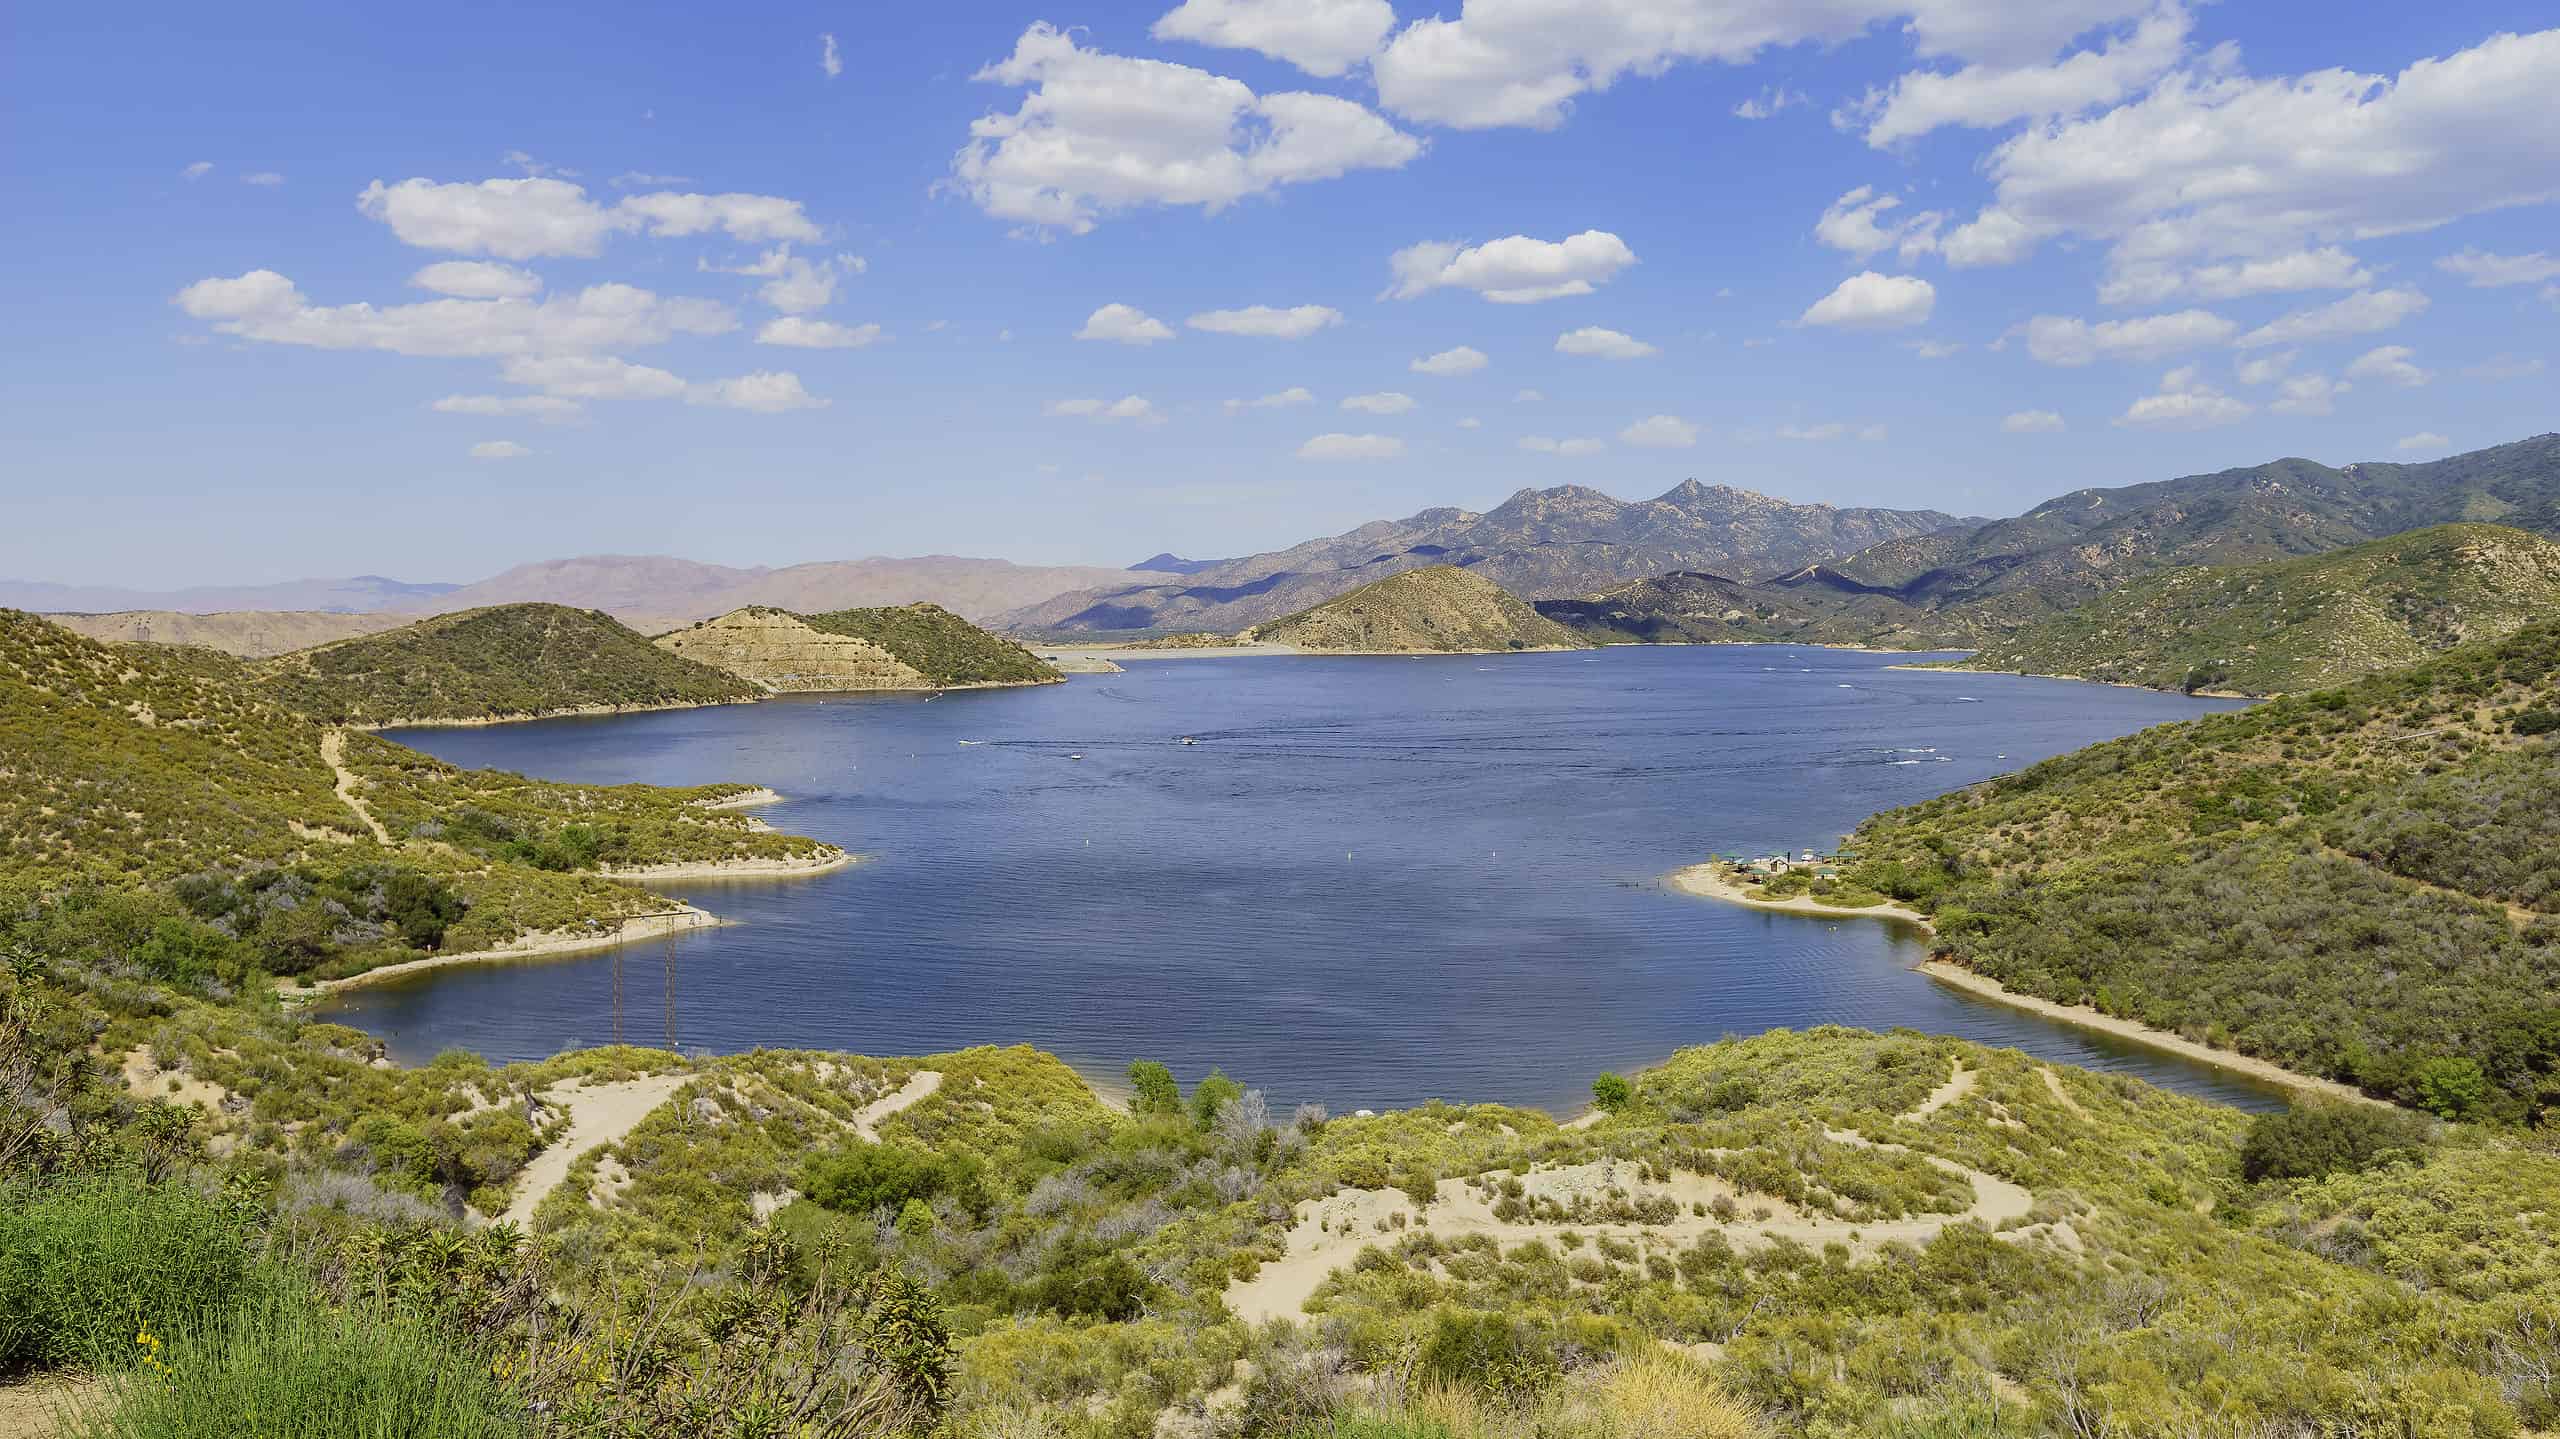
left=692, top=787, right=783, bottom=810
left=2040, top=1068, right=2094, bottom=1121
left=502, top=1072, right=691, bottom=1228
left=1921, top=961, right=2383, bottom=1106
left=1668, top=863, right=1930, bottom=927
left=1226, top=1133, right=2035, bottom=1325
left=1897, top=1059, right=1977, bottom=1123
left=852, top=1070, right=944, bottom=1141
left=0, top=1376, right=103, bottom=1438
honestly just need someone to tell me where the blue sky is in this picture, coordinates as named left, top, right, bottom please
left=5, top=1, right=2556, bottom=587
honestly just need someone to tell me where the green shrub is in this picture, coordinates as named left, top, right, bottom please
left=803, top=1142, right=986, bottom=1219
left=67, top=1281, right=521, bottom=1439
left=0, top=1177, right=251, bottom=1372
left=1590, top=1073, right=1631, bottom=1112
left=1190, top=1068, right=1243, bottom=1129
left=1126, top=1059, right=1180, bottom=1116
left=2240, top=1104, right=2433, bottom=1183
left=2513, top=709, right=2559, bottom=736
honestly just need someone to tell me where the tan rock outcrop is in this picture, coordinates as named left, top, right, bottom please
left=654, top=608, right=936, bottom=692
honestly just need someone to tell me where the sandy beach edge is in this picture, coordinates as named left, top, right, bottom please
left=598, top=849, right=858, bottom=883
left=691, top=786, right=784, bottom=810
left=1916, top=961, right=2382, bottom=1106
left=1666, top=862, right=1932, bottom=927
left=283, top=905, right=725, bottom=998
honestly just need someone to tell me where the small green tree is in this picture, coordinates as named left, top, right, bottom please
left=1591, top=1072, right=1632, bottom=1112
left=1190, top=1068, right=1243, bottom=1130
left=2413, top=1055, right=2490, bottom=1120
left=1126, top=1059, right=1180, bottom=1116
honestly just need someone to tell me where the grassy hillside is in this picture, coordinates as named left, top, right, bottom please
left=44, top=608, right=408, bottom=658
left=1538, top=570, right=1975, bottom=649
left=1255, top=564, right=1593, bottom=653
left=1846, top=622, right=2560, bottom=1119
left=799, top=602, right=1061, bottom=685
left=1952, top=525, right=2560, bottom=694
left=256, top=603, right=759, bottom=725
left=0, top=609, right=830, bottom=980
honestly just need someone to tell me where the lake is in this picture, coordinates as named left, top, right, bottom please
left=325, top=645, right=2279, bottom=1113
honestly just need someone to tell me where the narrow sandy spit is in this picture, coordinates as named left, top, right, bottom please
left=502, top=1071, right=692, bottom=1228
left=599, top=849, right=856, bottom=882
left=692, top=786, right=784, bottom=810
left=1919, top=961, right=2383, bottom=1106
left=1667, top=862, right=1931, bottom=927
left=284, top=906, right=722, bottom=998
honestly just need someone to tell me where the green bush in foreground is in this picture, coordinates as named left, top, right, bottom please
left=68, top=1281, right=522, bottom=1439
left=0, top=1176, right=252, bottom=1373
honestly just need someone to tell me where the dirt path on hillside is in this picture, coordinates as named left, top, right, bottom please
left=502, top=1072, right=691, bottom=1228
left=1898, top=1060, right=1977, bottom=1122
left=321, top=729, right=392, bottom=844
left=0, top=1376, right=102, bottom=1437
left=1226, top=1128, right=2035, bottom=1325
left=851, top=1070, right=943, bottom=1141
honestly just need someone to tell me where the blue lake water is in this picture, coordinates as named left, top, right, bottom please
left=325, top=646, right=2279, bottom=1114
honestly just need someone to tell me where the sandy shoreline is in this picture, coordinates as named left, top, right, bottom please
left=1884, top=662, right=2258, bottom=701
left=691, top=786, right=783, bottom=810
left=1667, top=862, right=1931, bottom=927
left=599, top=848, right=857, bottom=882
left=1917, top=961, right=2382, bottom=1106
left=285, top=905, right=723, bottom=997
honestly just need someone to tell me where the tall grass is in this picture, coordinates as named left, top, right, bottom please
left=67, top=1282, right=523, bottom=1439
left=1300, top=1351, right=1764, bottom=1439
left=0, top=1176, right=249, bottom=1372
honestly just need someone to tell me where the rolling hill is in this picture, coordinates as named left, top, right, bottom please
left=1252, top=565, right=1593, bottom=653
left=0, top=609, right=832, bottom=976
left=405, top=553, right=1178, bottom=630
left=1952, top=524, right=2560, bottom=694
left=254, top=604, right=760, bottom=725
left=1843, top=620, right=2560, bottom=1120
left=44, top=608, right=411, bottom=658
left=1001, top=481, right=1976, bottom=635
left=657, top=603, right=1062, bottom=692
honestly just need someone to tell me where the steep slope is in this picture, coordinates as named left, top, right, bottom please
left=1252, top=565, right=1593, bottom=653
left=1538, top=571, right=1975, bottom=649
left=255, top=604, right=759, bottom=725
left=799, top=603, right=1062, bottom=686
left=658, top=605, right=1061, bottom=692
left=1843, top=622, right=2560, bottom=1119
left=1807, top=433, right=2560, bottom=631
left=1002, top=481, right=1974, bottom=635
left=1954, top=525, right=2560, bottom=694
left=46, top=609, right=409, bottom=658
left=0, top=610, right=834, bottom=978
left=406, top=554, right=1178, bottom=629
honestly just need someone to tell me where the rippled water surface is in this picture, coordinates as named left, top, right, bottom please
left=326, top=646, right=2276, bottom=1113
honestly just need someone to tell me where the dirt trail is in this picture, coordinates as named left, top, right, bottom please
left=1897, top=1060, right=1977, bottom=1123
left=1226, top=1130, right=2036, bottom=1325
left=852, top=1070, right=943, bottom=1141
left=0, top=1377, right=102, bottom=1438
left=320, top=729, right=392, bottom=844
left=2040, top=1068, right=2094, bottom=1120
left=502, top=1072, right=690, bottom=1228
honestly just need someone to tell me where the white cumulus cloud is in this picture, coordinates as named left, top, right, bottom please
left=954, top=24, right=1419, bottom=235
left=1150, top=0, right=1396, bottom=78
left=1187, top=304, right=1343, bottom=338
left=1226, top=386, right=1318, bottom=412
left=1342, top=391, right=1417, bottom=415
left=2269, top=373, right=2349, bottom=416
left=2396, top=431, right=2450, bottom=452
left=1385, top=231, right=1636, bottom=303
left=359, top=177, right=820, bottom=260
left=686, top=371, right=827, bottom=413
left=1619, top=414, right=1698, bottom=447
left=756, top=317, right=884, bottom=349
left=2002, top=409, right=2066, bottom=433
left=1078, top=304, right=1177, bottom=344
left=2021, top=308, right=2236, bottom=365
left=433, top=393, right=581, bottom=422
left=1048, top=395, right=1166, bottom=424
left=2435, top=248, right=2560, bottom=287
left=2099, top=247, right=2374, bottom=307
left=174, top=270, right=735, bottom=360
left=409, top=261, right=542, bottom=300
left=1856, top=3, right=2191, bottom=147
left=468, top=440, right=531, bottom=460
left=1411, top=345, right=1489, bottom=376
left=1299, top=432, right=1404, bottom=460
left=2236, top=287, right=2429, bottom=349
left=2115, top=365, right=2251, bottom=428
left=2344, top=345, right=2429, bottom=387
left=1519, top=436, right=1605, bottom=456
left=1555, top=326, right=1659, bottom=359
left=1813, top=186, right=1942, bottom=260
left=821, top=33, right=842, bottom=78
left=1801, top=272, right=1935, bottom=330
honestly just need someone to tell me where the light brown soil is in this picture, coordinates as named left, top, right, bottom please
left=1668, top=863, right=1930, bottom=927
left=503, top=1071, right=692, bottom=1228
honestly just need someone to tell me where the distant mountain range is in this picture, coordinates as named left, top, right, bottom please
left=1551, top=434, right=2560, bottom=678
left=1003, top=481, right=1980, bottom=635
left=1126, top=553, right=1233, bottom=576
left=0, top=574, right=459, bottom=615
